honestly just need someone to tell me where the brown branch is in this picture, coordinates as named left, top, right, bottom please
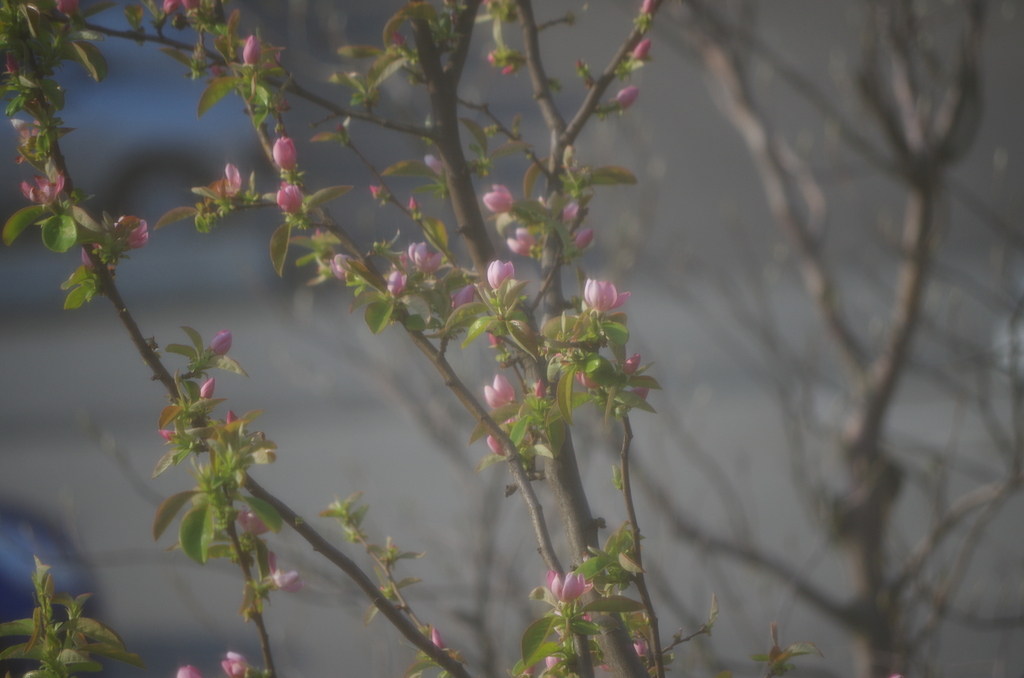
left=243, top=476, right=474, bottom=678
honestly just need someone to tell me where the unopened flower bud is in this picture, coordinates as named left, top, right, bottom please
left=242, top=35, right=260, bottom=65
left=200, top=378, right=215, bottom=399
left=616, top=85, right=639, bottom=109
left=273, top=137, right=297, bottom=170
left=210, top=330, right=232, bottom=355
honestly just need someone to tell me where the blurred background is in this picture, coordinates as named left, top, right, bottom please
left=1, top=1, right=1023, bottom=677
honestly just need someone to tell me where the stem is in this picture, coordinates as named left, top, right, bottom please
left=619, top=417, right=664, bottom=678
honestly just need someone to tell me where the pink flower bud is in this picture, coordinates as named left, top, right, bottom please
left=486, top=435, right=504, bottom=456
left=237, top=508, right=269, bottom=535
left=224, top=164, right=242, bottom=196
left=584, top=279, right=630, bottom=312
left=506, top=227, right=535, bottom=257
left=177, top=666, right=202, bottom=678
left=534, top=381, right=545, bottom=397
left=640, top=0, right=655, bottom=13
left=163, top=0, right=180, bottom=13
left=576, top=372, right=599, bottom=390
left=430, top=627, right=445, bottom=649
left=20, top=174, right=64, bottom=204
left=57, top=0, right=78, bottom=13
left=482, top=184, right=513, bottom=213
left=331, top=254, right=350, bottom=280
left=210, top=330, right=232, bottom=355
left=451, top=284, right=475, bottom=308
left=408, top=242, right=443, bottom=273
left=484, top=374, right=515, bottom=409
left=632, top=387, right=649, bottom=400
left=127, top=221, right=149, bottom=249
left=424, top=154, right=443, bottom=175
left=561, top=201, right=579, bottom=223
left=273, top=137, right=297, bottom=170
left=242, top=35, right=260, bottom=66
left=225, top=410, right=238, bottom=424
left=623, top=354, right=641, bottom=375
left=573, top=228, right=594, bottom=250
left=486, top=260, right=514, bottom=288
left=159, top=429, right=174, bottom=442
left=632, top=39, right=651, bottom=60
left=386, top=270, right=406, bottom=296
left=182, top=0, right=199, bottom=10
left=616, top=85, right=639, bottom=109
left=200, top=378, right=215, bottom=399
left=221, top=653, right=248, bottom=678
left=277, top=183, right=303, bottom=213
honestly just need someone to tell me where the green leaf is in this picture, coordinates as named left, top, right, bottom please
left=179, top=502, right=213, bottom=564
left=40, top=215, right=78, bottom=253
left=3, top=205, right=45, bottom=245
left=581, top=595, right=646, bottom=613
left=68, top=42, right=108, bottom=81
left=153, top=491, right=198, bottom=541
left=155, top=206, right=197, bottom=229
left=209, top=354, right=249, bottom=377
left=305, top=185, right=352, bottom=209
left=197, top=77, right=239, bottom=118
left=269, top=223, right=291, bottom=277
left=460, top=117, right=488, bottom=156
left=557, top=369, right=576, bottom=425
left=590, top=165, right=637, bottom=185
left=521, top=615, right=559, bottom=668
left=602, top=321, right=629, bottom=346
left=242, top=495, right=283, bottom=533
left=421, top=216, right=448, bottom=252
left=381, top=159, right=437, bottom=178
left=62, top=618, right=126, bottom=650
left=78, top=644, right=145, bottom=669
left=365, top=301, right=393, bottom=334
left=337, top=45, right=383, bottom=59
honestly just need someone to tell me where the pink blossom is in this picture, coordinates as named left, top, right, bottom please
left=273, top=137, right=297, bottom=170
left=632, top=387, right=649, bottom=401
left=200, top=378, right=215, bottom=399
left=430, top=627, right=445, bottom=649
left=574, top=228, right=594, bottom=250
left=57, top=0, right=78, bottom=13
left=640, top=0, right=655, bottom=13
left=20, top=174, right=64, bottom=204
left=506, top=228, right=535, bottom=256
left=242, top=35, right=260, bottom=65
left=632, top=39, right=651, bottom=60
left=482, top=184, right=513, bottom=213
left=225, top=410, right=238, bottom=424
left=182, top=0, right=199, bottom=10
left=616, top=85, right=639, bottom=109
left=331, top=254, right=350, bottom=280
left=547, top=570, right=591, bottom=602
left=277, top=183, right=303, bottom=213
left=486, top=260, right=514, bottom=288
left=484, top=374, right=515, bottom=409
left=220, top=653, right=248, bottom=678
left=623, top=354, right=641, bottom=375
left=127, top=221, right=148, bottom=249
left=237, top=508, right=269, bottom=535
left=424, top=154, right=443, bottom=175
left=486, top=435, right=504, bottom=456
left=576, top=371, right=599, bottom=390
left=387, top=270, right=406, bottom=296
left=408, top=242, right=442, bottom=273
left=584, top=279, right=630, bottom=312
left=210, top=330, right=232, bottom=355
left=177, top=666, right=202, bottom=678
left=561, top=201, right=579, bottom=223
left=451, top=284, right=475, bottom=308
left=224, top=164, right=242, bottom=196
left=163, top=0, right=180, bottom=13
